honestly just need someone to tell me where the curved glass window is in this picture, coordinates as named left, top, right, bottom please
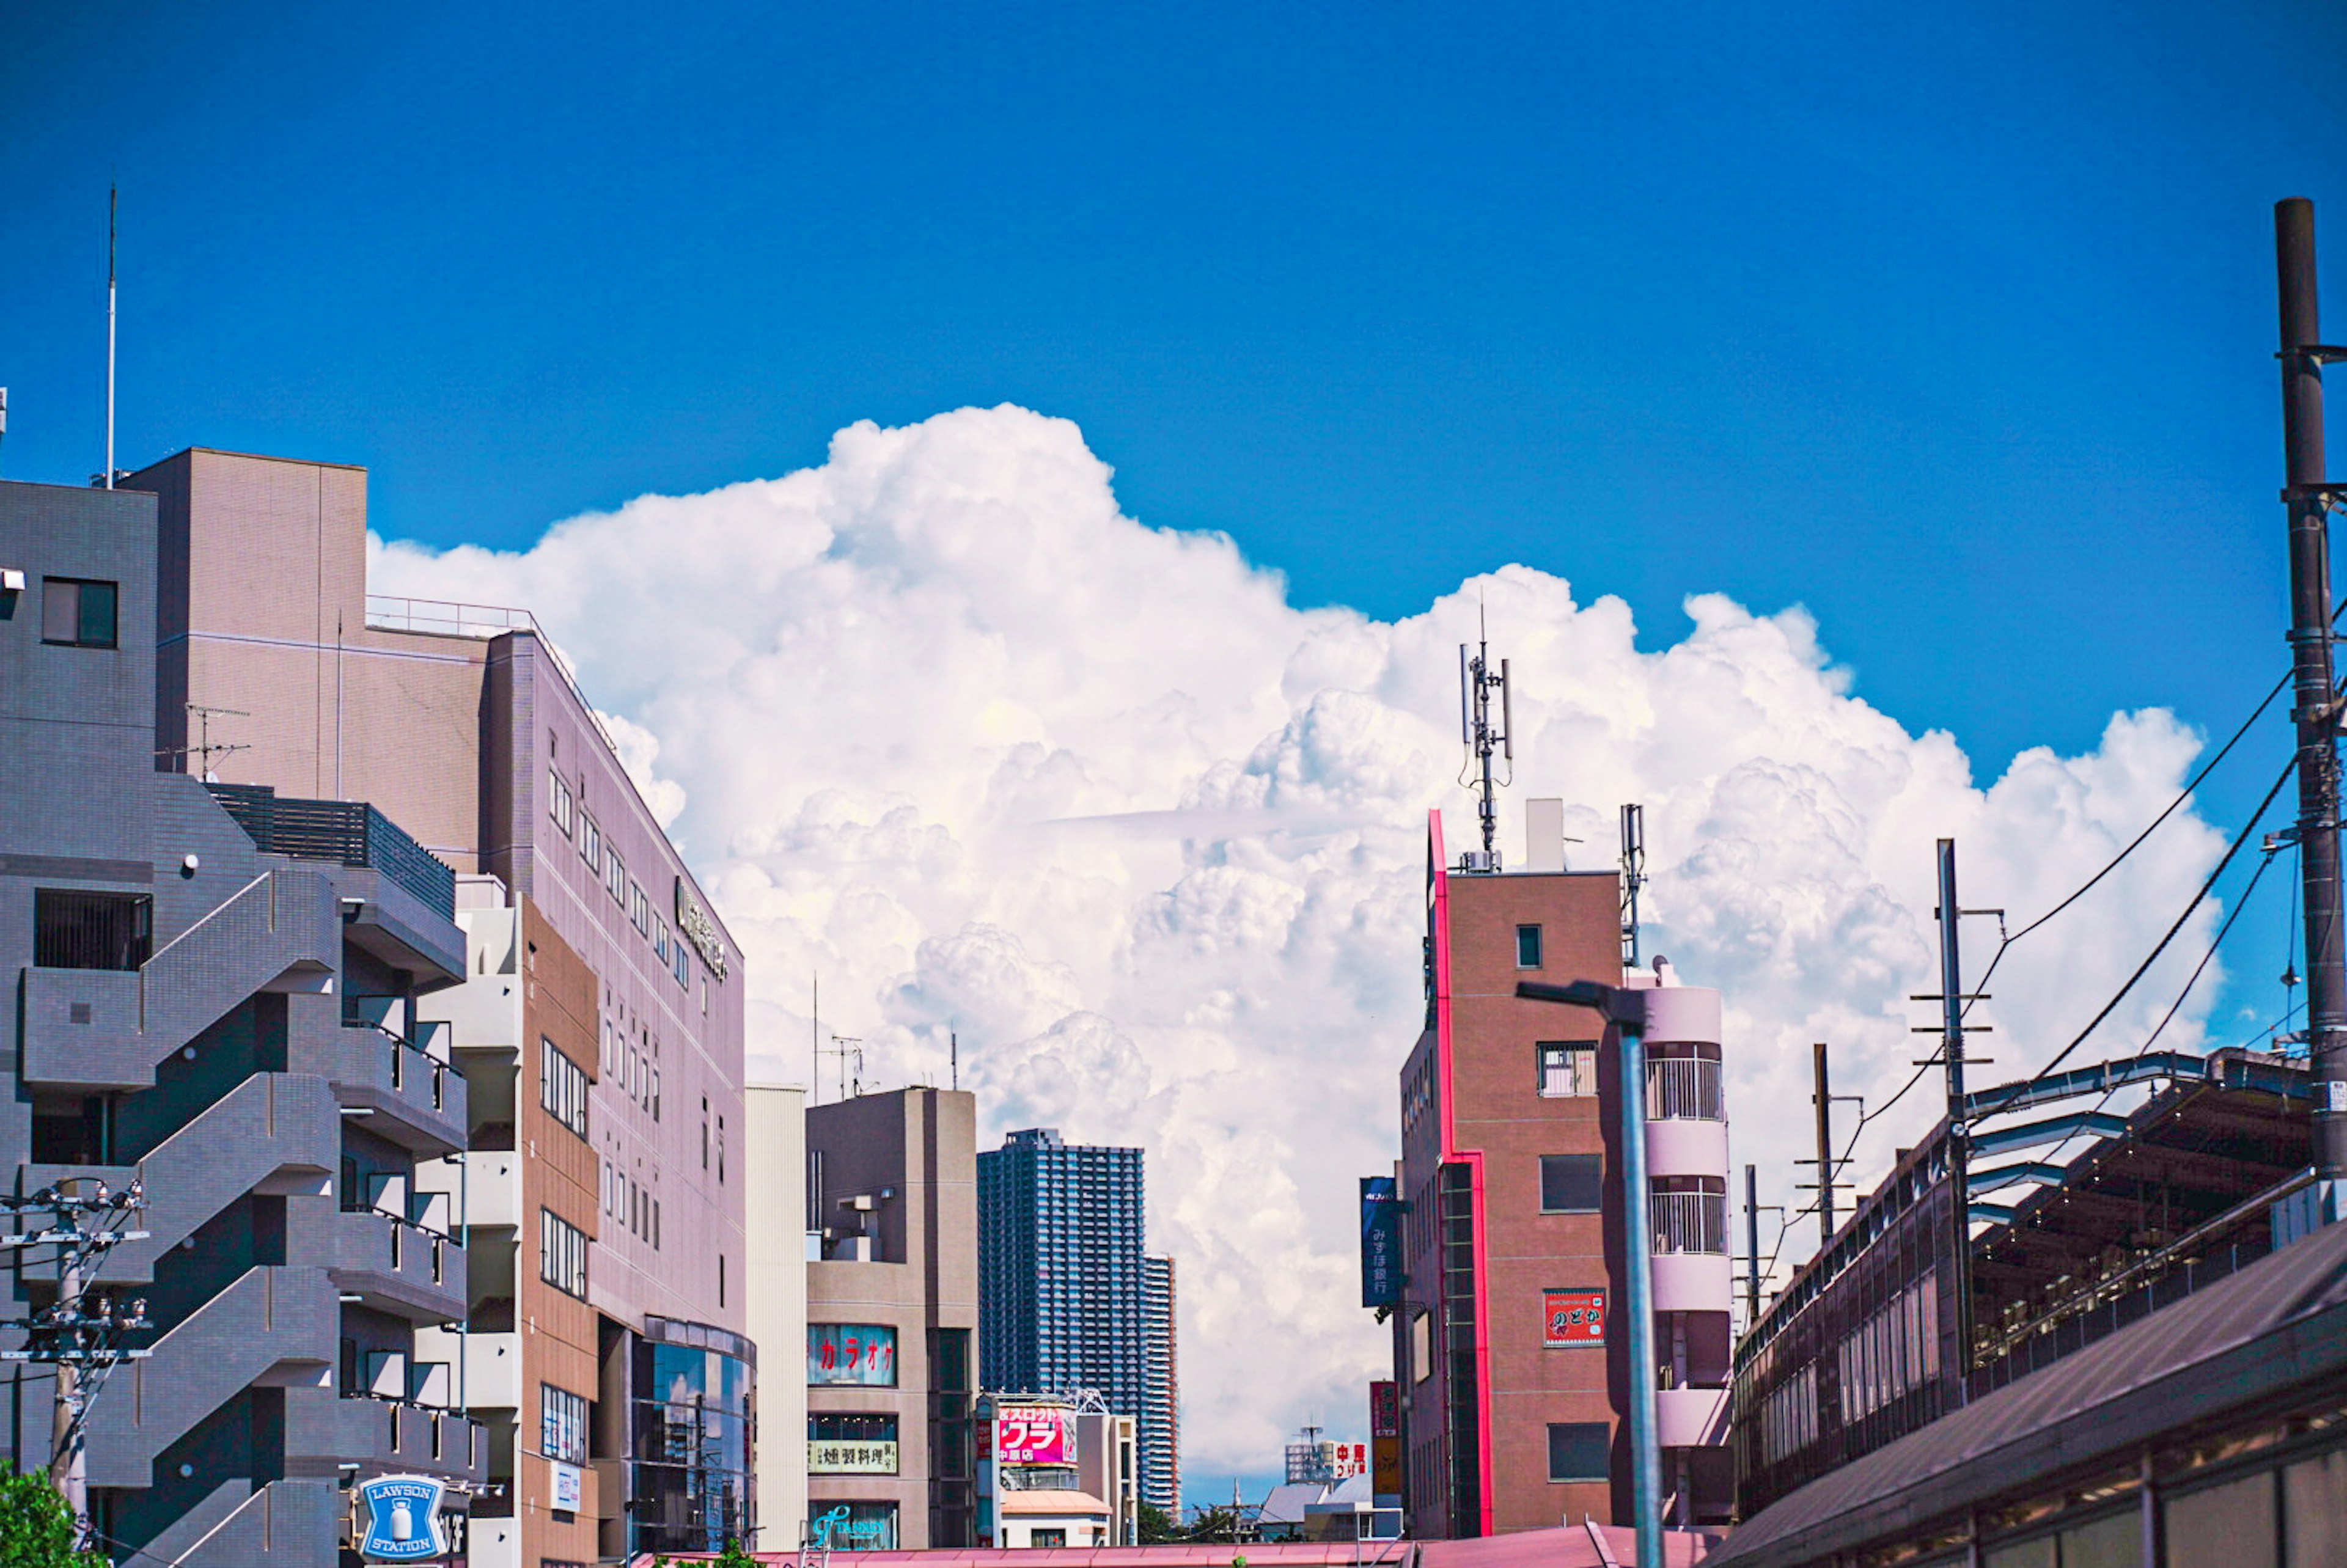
left=627, top=1325, right=756, bottom=1555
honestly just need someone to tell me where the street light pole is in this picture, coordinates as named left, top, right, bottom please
left=1519, top=978, right=1660, bottom=1567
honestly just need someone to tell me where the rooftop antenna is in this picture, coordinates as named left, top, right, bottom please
left=820, top=1033, right=864, bottom=1102
left=158, top=703, right=251, bottom=781
left=105, top=184, right=117, bottom=489
left=1456, top=606, right=1511, bottom=874
left=1, top=386, right=10, bottom=478
left=950, top=1030, right=958, bottom=1092
left=1619, top=804, right=1647, bottom=966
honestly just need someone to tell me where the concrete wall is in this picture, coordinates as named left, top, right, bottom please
left=746, top=1084, right=810, bottom=1551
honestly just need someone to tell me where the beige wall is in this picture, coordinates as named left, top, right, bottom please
left=747, top=1084, right=810, bottom=1551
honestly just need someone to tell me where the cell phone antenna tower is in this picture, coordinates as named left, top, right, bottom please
left=1456, top=608, right=1513, bottom=873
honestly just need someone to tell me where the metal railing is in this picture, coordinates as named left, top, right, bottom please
left=1646, top=1057, right=1724, bottom=1121
left=363, top=595, right=541, bottom=641
left=206, top=783, right=455, bottom=919
left=1650, top=1191, right=1728, bottom=1255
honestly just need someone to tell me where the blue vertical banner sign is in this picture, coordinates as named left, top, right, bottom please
left=1360, top=1176, right=1400, bottom=1307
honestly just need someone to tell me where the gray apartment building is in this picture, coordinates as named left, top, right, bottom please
left=977, top=1129, right=1180, bottom=1512
left=2, top=478, right=482, bottom=1561
left=799, top=1086, right=981, bottom=1551
left=116, top=445, right=756, bottom=1561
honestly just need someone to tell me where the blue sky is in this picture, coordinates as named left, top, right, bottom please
left=4, top=1, right=2341, bottom=821
left=6, top=0, right=2343, bottom=1498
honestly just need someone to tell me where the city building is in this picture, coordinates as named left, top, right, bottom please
left=120, top=446, right=755, bottom=1560
left=1141, top=1253, right=1180, bottom=1513
left=1390, top=807, right=1733, bottom=1536
left=978, top=1128, right=1181, bottom=1512
left=1, top=477, right=482, bottom=1561
left=801, top=1086, right=980, bottom=1550
left=975, top=1394, right=1138, bottom=1547
left=1715, top=1047, right=2339, bottom=1566
left=746, top=1083, right=810, bottom=1552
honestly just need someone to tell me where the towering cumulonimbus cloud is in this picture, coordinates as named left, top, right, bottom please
left=373, top=403, right=2232, bottom=1475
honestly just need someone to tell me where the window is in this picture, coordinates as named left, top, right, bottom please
left=655, top=919, right=671, bottom=965
left=701, top=1099, right=710, bottom=1170
left=652, top=1199, right=661, bottom=1250
left=1547, top=1422, right=1610, bottom=1482
left=630, top=881, right=649, bottom=934
left=1032, top=1531, right=1068, bottom=1548
left=1538, top=1042, right=1598, bottom=1098
left=716, top=1115, right=725, bottom=1183
left=540, top=1209, right=587, bottom=1299
left=541, top=1383, right=589, bottom=1464
left=1540, top=1154, right=1603, bottom=1214
left=673, top=939, right=691, bottom=989
left=605, top=848, right=627, bottom=906
left=540, top=1038, right=589, bottom=1139
left=41, top=578, right=117, bottom=648
left=34, top=889, right=152, bottom=971
left=548, top=766, right=574, bottom=836
left=650, top=1066, right=662, bottom=1121
left=1515, top=923, right=1543, bottom=969
left=579, top=813, right=601, bottom=873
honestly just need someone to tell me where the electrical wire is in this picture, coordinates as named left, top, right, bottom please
left=1970, top=752, right=2296, bottom=1124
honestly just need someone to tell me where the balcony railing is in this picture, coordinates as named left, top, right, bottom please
left=343, top=1009, right=454, bottom=1115
left=1651, top=1191, right=1729, bottom=1255
left=206, top=783, right=455, bottom=919
left=1647, top=1057, right=1725, bottom=1121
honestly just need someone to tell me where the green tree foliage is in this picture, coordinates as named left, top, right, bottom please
left=1138, top=1502, right=1180, bottom=1544
left=0, top=1466, right=105, bottom=1568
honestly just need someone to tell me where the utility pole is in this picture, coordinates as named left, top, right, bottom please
left=1619, top=805, right=1647, bottom=968
left=1811, top=1043, right=1836, bottom=1245
left=1936, top=841, right=1979, bottom=1387
left=2, top=1177, right=152, bottom=1550
left=2277, top=198, right=2347, bottom=1225
left=105, top=184, right=117, bottom=490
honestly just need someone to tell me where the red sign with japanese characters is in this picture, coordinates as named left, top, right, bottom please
left=1544, top=1289, right=1607, bottom=1346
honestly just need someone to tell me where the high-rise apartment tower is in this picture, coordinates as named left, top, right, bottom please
left=977, top=1129, right=1180, bottom=1512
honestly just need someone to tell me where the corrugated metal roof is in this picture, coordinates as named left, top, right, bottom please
left=1708, top=1217, right=2347, bottom=1568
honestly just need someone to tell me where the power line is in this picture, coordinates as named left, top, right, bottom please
left=1971, top=752, right=2296, bottom=1124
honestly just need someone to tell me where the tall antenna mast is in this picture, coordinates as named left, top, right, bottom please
left=105, top=185, right=117, bottom=490
left=1455, top=611, right=1511, bottom=873
left=1619, top=804, right=1647, bottom=966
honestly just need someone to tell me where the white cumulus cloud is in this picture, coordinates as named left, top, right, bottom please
left=372, top=405, right=2238, bottom=1479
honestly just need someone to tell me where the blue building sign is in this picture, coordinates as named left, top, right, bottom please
left=1360, top=1176, right=1400, bottom=1308
left=356, top=1473, right=447, bottom=1561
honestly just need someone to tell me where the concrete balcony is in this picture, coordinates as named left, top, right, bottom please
left=1647, top=1116, right=1729, bottom=1179
left=415, top=1325, right=522, bottom=1412
left=20, top=868, right=340, bottom=1092
left=1652, top=1250, right=1733, bottom=1315
left=295, top=1016, right=468, bottom=1157
left=285, top=1387, right=485, bottom=1488
left=323, top=1207, right=466, bottom=1324
left=1656, top=1385, right=1729, bottom=1449
left=416, top=1148, right=521, bottom=1229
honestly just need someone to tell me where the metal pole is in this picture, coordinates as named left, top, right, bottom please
left=105, top=185, right=117, bottom=489
left=2277, top=198, right=2347, bottom=1221
left=1744, top=1163, right=1761, bottom=1324
left=1938, top=840, right=1977, bottom=1385
left=1618, top=1003, right=1662, bottom=1568
left=1812, top=1042, right=1836, bottom=1247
